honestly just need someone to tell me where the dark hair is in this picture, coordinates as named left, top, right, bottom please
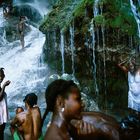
left=16, top=107, right=24, bottom=114
left=19, top=16, right=25, bottom=21
left=0, top=68, right=5, bottom=78
left=23, top=93, right=38, bottom=107
left=42, top=79, right=79, bottom=123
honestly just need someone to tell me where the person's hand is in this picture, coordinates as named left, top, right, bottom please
left=77, top=120, right=95, bottom=135
left=3, top=80, right=11, bottom=87
left=72, top=120, right=95, bottom=135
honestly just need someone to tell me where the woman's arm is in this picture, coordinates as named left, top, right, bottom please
left=117, top=59, right=128, bottom=73
left=0, top=80, right=10, bottom=101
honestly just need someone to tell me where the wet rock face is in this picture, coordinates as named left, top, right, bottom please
left=40, top=0, right=139, bottom=113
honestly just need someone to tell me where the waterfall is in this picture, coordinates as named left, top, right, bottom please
left=90, top=0, right=99, bottom=94
left=129, top=0, right=140, bottom=37
left=70, top=24, right=75, bottom=76
left=129, top=0, right=140, bottom=51
left=101, top=26, right=106, bottom=94
left=100, top=5, right=107, bottom=102
left=0, top=7, right=49, bottom=108
left=60, top=31, right=65, bottom=74
left=13, top=0, right=49, bottom=17
left=28, top=0, right=49, bottom=17
left=90, top=23, right=98, bottom=95
left=0, top=29, right=7, bottom=47
left=94, top=0, right=99, bottom=16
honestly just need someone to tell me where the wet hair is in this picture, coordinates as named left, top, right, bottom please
left=0, top=68, right=5, bottom=78
left=23, top=93, right=38, bottom=107
left=42, top=79, right=79, bottom=123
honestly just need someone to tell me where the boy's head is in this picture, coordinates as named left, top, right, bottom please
left=23, top=93, right=38, bottom=108
left=16, top=107, right=24, bottom=114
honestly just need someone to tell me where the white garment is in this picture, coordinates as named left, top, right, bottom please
left=128, top=71, right=140, bottom=112
left=0, top=93, right=9, bottom=125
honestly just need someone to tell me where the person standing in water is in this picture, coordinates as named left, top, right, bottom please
left=0, top=68, right=11, bottom=140
left=18, top=16, right=26, bottom=49
left=2, top=2, right=8, bottom=16
left=118, top=55, right=140, bottom=117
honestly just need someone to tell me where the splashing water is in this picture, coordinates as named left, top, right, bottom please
left=0, top=9, right=49, bottom=108
left=129, top=0, right=140, bottom=51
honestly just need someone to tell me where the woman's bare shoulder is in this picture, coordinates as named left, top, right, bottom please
left=45, top=124, right=63, bottom=140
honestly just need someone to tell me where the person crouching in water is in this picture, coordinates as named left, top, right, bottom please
left=0, top=68, right=11, bottom=140
left=11, top=93, right=42, bottom=140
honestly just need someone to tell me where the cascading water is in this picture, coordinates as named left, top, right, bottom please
left=100, top=5, right=107, bottom=107
left=13, top=0, right=49, bottom=18
left=60, top=30, right=65, bottom=74
left=129, top=0, right=140, bottom=37
left=90, top=0, right=99, bottom=94
left=129, top=0, right=140, bottom=51
left=0, top=2, right=49, bottom=109
left=70, top=24, right=75, bottom=76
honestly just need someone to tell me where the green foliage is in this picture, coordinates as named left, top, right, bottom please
left=40, top=0, right=138, bottom=37
left=40, top=0, right=82, bottom=32
left=73, top=0, right=85, bottom=17
left=102, top=0, right=137, bottom=35
left=93, top=15, right=105, bottom=26
left=73, top=0, right=94, bottom=18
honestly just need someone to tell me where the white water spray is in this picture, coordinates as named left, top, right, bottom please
left=60, top=31, right=65, bottom=74
left=70, top=24, right=75, bottom=76
left=0, top=9, right=49, bottom=108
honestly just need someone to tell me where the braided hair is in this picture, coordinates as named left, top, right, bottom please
left=42, top=79, right=79, bottom=123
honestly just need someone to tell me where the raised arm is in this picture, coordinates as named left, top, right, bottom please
left=117, top=59, right=128, bottom=73
left=0, top=80, right=10, bottom=101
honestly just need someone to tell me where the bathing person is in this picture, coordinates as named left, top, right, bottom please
left=43, top=79, right=84, bottom=140
left=11, top=93, right=42, bottom=140
left=118, top=56, right=140, bottom=116
left=43, top=79, right=140, bottom=140
left=0, top=68, right=11, bottom=140
left=2, top=2, right=8, bottom=16
left=18, top=16, right=26, bottom=49
left=43, top=79, right=121, bottom=140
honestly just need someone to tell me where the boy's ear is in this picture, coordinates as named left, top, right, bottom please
left=56, top=96, right=64, bottom=108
